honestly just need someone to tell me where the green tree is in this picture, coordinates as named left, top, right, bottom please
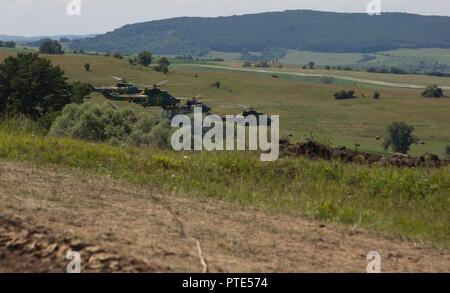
left=113, top=52, right=123, bottom=59
left=128, top=57, right=138, bottom=65
left=383, top=122, right=417, bottom=154
left=137, top=51, right=153, bottom=66
left=156, top=57, right=170, bottom=74
left=84, top=63, right=91, bottom=71
left=308, top=61, right=315, bottom=69
left=39, top=39, right=64, bottom=55
left=70, top=81, right=91, bottom=104
left=158, top=57, right=170, bottom=66
left=0, top=53, right=73, bottom=119
left=421, top=84, right=444, bottom=98
left=373, top=91, right=381, bottom=99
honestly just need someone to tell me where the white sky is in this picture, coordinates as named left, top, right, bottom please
left=1, top=0, right=450, bottom=36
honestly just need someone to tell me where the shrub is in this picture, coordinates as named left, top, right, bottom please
left=147, top=120, right=173, bottom=149
left=49, top=102, right=138, bottom=142
left=243, top=61, right=252, bottom=67
left=39, top=39, right=64, bottom=55
left=137, top=51, right=153, bottom=66
left=70, top=81, right=92, bottom=104
left=320, top=76, right=333, bottom=84
left=126, top=115, right=160, bottom=146
left=154, top=63, right=169, bottom=74
left=38, top=111, right=62, bottom=130
left=383, top=121, right=417, bottom=154
left=373, top=92, right=381, bottom=99
left=334, top=90, right=356, bottom=100
left=211, top=81, right=221, bottom=89
left=49, top=102, right=173, bottom=148
left=128, top=57, right=138, bottom=65
left=422, top=84, right=444, bottom=98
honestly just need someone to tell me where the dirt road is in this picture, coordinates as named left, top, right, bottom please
left=186, top=64, right=450, bottom=90
left=0, top=161, right=448, bottom=272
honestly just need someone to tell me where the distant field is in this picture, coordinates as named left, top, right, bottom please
left=280, top=50, right=367, bottom=66
left=208, top=48, right=450, bottom=72
left=1, top=50, right=449, bottom=156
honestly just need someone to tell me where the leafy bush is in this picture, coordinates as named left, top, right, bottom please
left=49, top=102, right=138, bottom=142
left=383, top=121, right=417, bottom=154
left=126, top=115, right=160, bottom=146
left=422, top=84, right=444, bottom=98
left=373, top=92, right=381, bottom=99
left=320, top=76, right=333, bottom=84
left=146, top=120, right=173, bottom=149
left=39, top=39, right=64, bottom=55
left=49, top=102, right=173, bottom=148
left=138, top=51, right=153, bottom=66
left=70, top=82, right=92, bottom=104
left=334, top=90, right=356, bottom=100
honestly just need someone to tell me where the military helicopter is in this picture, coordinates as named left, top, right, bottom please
left=178, top=95, right=211, bottom=114
left=237, top=105, right=272, bottom=126
left=90, top=77, right=211, bottom=114
left=89, top=76, right=141, bottom=95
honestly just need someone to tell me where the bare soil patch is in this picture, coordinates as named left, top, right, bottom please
left=0, top=161, right=448, bottom=272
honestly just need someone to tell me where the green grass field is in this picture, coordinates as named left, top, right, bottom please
left=1, top=49, right=449, bottom=156
left=0, top=49, right=449, bottom=248
left=0, top=121, right=449, bottom=248
left=209, top=48, right=450, bottom=70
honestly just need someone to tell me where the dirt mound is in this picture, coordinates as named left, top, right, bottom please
left=0, top=215, right=156, bottom=273
left=280, top=140, right=447, bottom=168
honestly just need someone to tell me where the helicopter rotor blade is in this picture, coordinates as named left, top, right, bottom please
left=157, top=80, right=170, bottom=86
left=164, top=83, right=192, bottom=86
left=135, top=83, right=155, bottom=88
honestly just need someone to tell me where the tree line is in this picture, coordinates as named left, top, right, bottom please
left=0, top=41, right=16, bottom=48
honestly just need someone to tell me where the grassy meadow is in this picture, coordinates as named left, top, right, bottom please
left=0, top=120, right=449, bottom=248
left=1, top=49, right=449, bottom=156
left=0, top=49, right=449, bottom=248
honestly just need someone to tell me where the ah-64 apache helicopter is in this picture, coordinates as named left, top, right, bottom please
left=89, top=76, right=211, bottom=114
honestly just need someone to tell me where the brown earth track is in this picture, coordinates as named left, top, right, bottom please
left=0, top=161, right=448, bottom=272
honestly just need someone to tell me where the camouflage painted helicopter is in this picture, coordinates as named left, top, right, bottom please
left=237, top=105, right=272, bottom=126
left=89, top=76, right=141, bottom=95
left=90, top=77, right=210, bottom=113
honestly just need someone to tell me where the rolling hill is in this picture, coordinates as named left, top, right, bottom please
left=70, top=10, right=450, bottom=56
